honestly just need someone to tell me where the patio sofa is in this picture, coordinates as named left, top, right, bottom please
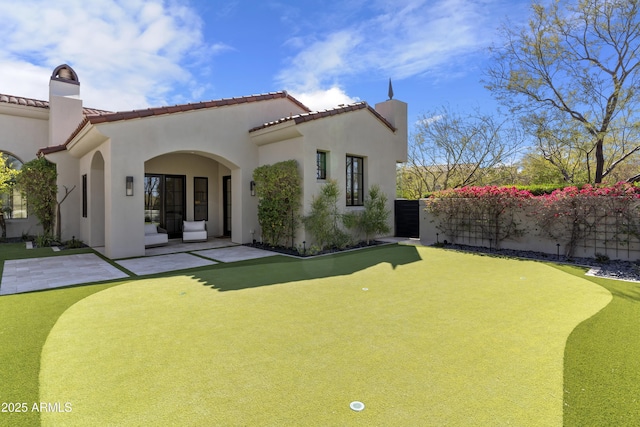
left=183, top=220, right=207, bottom=242
left=144, top=224, right=168, bottom=247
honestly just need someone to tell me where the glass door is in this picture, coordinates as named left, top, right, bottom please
left=164, top=175, right=185, bottom=238
left=144, top=175, right=162, bottom=224
left=223, top=175, right=231, bottom=237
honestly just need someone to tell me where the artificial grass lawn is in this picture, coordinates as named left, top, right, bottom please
left=558, top=265, right=640, bottom=425
left=0, top=282, right=120, bottom=427
left=33, top=246, right=610, bottom=426
left=2, top=244, right=638, bottom=425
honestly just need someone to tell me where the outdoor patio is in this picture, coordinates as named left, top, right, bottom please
left=0, top=238, right=278, bottom=296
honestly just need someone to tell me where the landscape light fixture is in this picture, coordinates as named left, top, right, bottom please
left=350, top=401, right=365, bottom=412
left=126, top=176, right=134, bottom=196
left=250, top=180, right=256, bottom=196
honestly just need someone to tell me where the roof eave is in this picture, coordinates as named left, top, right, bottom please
left=0, top=102, right=49, bottom=120
left=250, top=120, right=302, bottom=146
left=65, top=121, right=108, bottom=158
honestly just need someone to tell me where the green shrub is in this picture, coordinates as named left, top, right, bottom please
left=16, top=157, right=57, bottom=236
left=65, top=237, right=84, bottom=249
left=303, top=179, right=350, bottom=250
left=253, top=160, right=301, bottom=247
left=35, top=233, right=55, bottom=248
left=514, top=183, right=568, bottom=196
left=344, top=185, right=391, bottom=244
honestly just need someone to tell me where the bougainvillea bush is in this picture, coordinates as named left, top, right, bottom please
left=426, top=186, right=533, bottom=248
left=426, top=182, right=640, bottom=257
left=533, top=183, right=640, bottom=257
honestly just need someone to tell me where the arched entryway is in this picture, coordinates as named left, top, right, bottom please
left=90, top=151, right=105, bottom=247
left=144, top=151, right=237, bottom=240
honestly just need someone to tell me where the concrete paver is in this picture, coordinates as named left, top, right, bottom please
left=116, top=253, right=217, bottom=276
left=0, top=238, right=411, bottom=296
left=145, top=239, right=237, bottom=256
left=194, top=246, right=277, bottom=262
left=0, top=253, right=129, bottom=296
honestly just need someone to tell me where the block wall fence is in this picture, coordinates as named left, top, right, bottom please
left=419, top=199, right=640, bottom=261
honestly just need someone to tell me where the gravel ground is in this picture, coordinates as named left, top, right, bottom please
left=435, top=243, right=640, bottom=283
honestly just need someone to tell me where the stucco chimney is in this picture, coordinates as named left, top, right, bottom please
left=375, top=85, right=408, bottom=163
left=49, top=64, right=83, bottom=147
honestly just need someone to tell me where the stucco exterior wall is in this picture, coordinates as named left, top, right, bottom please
left=253, top=107, right=401, bottom=245
left=0, top=104, right=49, bottom=238
left=48, top=86, right=83, bottom=147
left=297, top=109, right=398, bottom=241
left=374, top=99, right=408, bottom=163
left=67, top=98, right=305, bottom=258
left=2, top=67, right=406, bottom=258
left=419, top=199, right=640, bottom=261
left=47, top=150, right=81, bottom=241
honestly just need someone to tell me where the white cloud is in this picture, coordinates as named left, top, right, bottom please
left=0, top=0, right=225, bottom=111
left=415, top=114, right=445, bottom=127
left=276, top=0, right=500, bottom=108
left=290, top=87, right=360, bottom=112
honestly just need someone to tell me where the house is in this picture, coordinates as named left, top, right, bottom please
left=0, top=64, right=407, bottom=259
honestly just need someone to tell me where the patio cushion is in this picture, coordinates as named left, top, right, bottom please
left=144, top=224, right=159, bottom=235
left=183, top=220, right=207, bottom=242
left=145, top=224, right=168, bottom=247
left=183, top=220, right=206, bottom=232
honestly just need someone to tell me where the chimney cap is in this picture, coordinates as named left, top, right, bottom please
left=51, top=64, right=79, bottom=85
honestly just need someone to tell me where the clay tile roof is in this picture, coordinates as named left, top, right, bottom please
left=249, top=102, right=396, bottom=132
left=0, top=92, right=111, bottom=116
left=80, top=91, right=311, bottom=127
left=0, top=93, right=49, bottom=109
left=38, top=145, right=67, bottom=155
left=53, top=91, right=312, bottom=152
left=82, top=107, right=112, bottom=115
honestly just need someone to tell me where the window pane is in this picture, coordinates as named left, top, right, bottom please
left=194, top=177, right=208, bottom=221
left=11, top=188, right=27, bottom=219
left=82, top=174, right=87, bottom=218
left=144, top=176, right=161, bottom=224
left=346, top=155, right=364, bottom=206
left=0, top=152, right=25, bottom=218
left=355, top=157, right=363, bottom=205
left=316, top=151, right=327, bottom=180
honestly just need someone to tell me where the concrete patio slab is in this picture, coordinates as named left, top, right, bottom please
left=0, top=253, right=129, bottom=296
left=145, top=238, right=238, bottom=256
left=194, top=246, right=277, bottom=263
left=116, top=253, right=218, bottom=276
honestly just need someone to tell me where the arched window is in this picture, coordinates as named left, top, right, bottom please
left=0, top=153, right=27, bottom=219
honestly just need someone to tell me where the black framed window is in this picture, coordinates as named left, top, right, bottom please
left=82, top=174, right=87, bottom=217
left=346, top=155, right=364, bottom=206
left=316, top=151, right=327, bottom=180
left=194, top=177, right=208, bottom=221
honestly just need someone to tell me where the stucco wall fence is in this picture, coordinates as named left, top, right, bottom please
left=419, top=199, right=640, bottom=262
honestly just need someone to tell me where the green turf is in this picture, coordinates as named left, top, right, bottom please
left=0, top=282, right=121, bottom=427
left=4, top=244, right=638, bottom=426
left=35, top=247, right=609, bottom=426
left=556, top=264, right=640, bottom=425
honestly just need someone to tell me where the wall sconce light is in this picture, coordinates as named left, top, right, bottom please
left=126, top=176, right=134, bottom=196
left=250, top=180, right=256, bottom=196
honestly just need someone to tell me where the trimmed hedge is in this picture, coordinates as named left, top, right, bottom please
left=253, top=160, right=302, bottom=247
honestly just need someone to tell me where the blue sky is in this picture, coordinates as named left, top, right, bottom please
left=0, top=0, right=531, bottom=126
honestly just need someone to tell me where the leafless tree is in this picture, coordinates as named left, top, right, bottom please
left=398, top=106, right=523, bottom=198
